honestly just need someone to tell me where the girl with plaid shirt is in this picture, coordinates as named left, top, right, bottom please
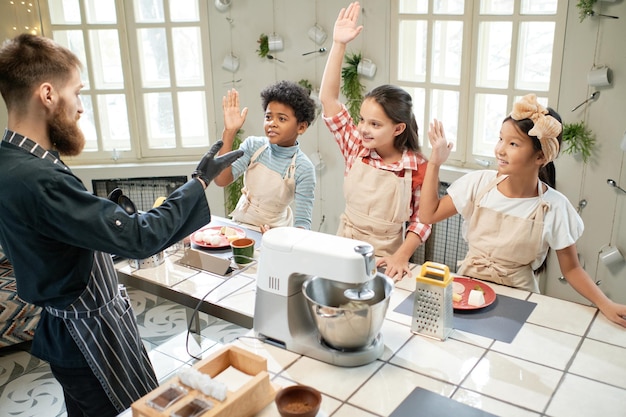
left=320, top=2, right=431, bottom=281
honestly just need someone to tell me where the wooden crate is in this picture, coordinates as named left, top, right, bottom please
left=131, top=345, right=277, bottom=417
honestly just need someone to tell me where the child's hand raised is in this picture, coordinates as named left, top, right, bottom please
left=222, top=88, right=248, bottom=133
left=333, top=2, right=363, bottom=45
left=428, top=119, right=454, bottom=166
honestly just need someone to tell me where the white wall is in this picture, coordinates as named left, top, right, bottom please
left=545, top=0, right=626, bottom=304
left=1, top=0, right=625, bottom=303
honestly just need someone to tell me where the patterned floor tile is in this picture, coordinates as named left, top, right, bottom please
left=126, top=287, right=162, bottom=316
left=0, top=363, right=66, bottom=417
left=135, top=300, right=209, bottom=346
left=199, top=317, right=249, bottom=344
left=0, top=285, right=235, bottom=416
left=0, top=343, right=44, bottom=388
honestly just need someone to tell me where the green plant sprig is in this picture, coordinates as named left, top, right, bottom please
left=224, top=129, right=245, bottom=214
left=576, top=0, right=597, bottom=22
left=561, top=121, right=596, bottom=163
left=257, top=34, right=269, bottom=58
left=298, top=79, right=313, bottom=95
left=341, top=52, right=365, bottom=123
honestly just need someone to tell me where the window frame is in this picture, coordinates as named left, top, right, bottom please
left=390, top=0, right=567, bottom=170
left=38, top=0, right=217, bottom=164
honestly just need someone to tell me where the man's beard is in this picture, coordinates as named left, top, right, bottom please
left=48, top=99, right=85, bottom=157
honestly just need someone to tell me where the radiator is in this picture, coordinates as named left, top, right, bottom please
left=92, top=176, right=187, bottom=212
left=411, top=182, right=468, bottom=272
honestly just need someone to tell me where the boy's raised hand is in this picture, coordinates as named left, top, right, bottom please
left=333, top=2, right=363, bottom=44
left=222, top=88, right=248, bottom=133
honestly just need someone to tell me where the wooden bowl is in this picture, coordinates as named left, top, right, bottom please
left=275, top=385, right=321, bottom=417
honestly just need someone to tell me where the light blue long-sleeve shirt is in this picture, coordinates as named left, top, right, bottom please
left=230, top=136, right=315, bottom=229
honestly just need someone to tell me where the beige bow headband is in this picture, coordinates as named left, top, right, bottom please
left=510, top=94, right=562, bottom=165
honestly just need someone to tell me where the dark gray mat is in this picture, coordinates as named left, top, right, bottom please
left=390, top=387, right=498, bottom=417
left=394, top=291, right=536, bottom=343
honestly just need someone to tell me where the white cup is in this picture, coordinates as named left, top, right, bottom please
left=587, top=67, right=611, bottom=87
left=268, top=34, right=284, bottom=52
left=307, top=24, right=327, bottom=45
left=215, top=0, right=231, bottom=12
left=222, top=54, right=239, bottom=72
left=599, top=245, right=624, bottom=267
left=357, top=59, right=377, bottom=78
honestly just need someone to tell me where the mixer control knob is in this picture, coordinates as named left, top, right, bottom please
left=354, top=244, right=374, bottom=256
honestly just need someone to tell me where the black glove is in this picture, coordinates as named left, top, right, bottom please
left=192, top=140, right=244, bottom=185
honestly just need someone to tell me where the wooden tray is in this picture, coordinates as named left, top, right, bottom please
left=131, top=345, right=277, bottom=417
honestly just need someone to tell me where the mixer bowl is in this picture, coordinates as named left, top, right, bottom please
left=302, top=274, right=393, bottom=350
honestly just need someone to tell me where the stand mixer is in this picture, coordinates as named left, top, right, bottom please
left=254, top=227, right=392, bottom=367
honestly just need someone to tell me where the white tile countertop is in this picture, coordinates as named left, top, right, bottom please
left=116, top=221, right=626, bottom=417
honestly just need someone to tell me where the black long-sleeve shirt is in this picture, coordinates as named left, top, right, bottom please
left=0, top=132, right=211, bottom=366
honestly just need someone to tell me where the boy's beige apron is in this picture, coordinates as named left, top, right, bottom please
left=337, top=157, right=411, bottom=256
left=45, top=251, right=158, bottom=412
left=457, top=175, right=548, bottom=292
left=230, top=144, right=296, bottom=227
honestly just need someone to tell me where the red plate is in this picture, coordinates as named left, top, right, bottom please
left=191, top=226, right=246, bottom=249
left=452, top=277, right=496, bottom=310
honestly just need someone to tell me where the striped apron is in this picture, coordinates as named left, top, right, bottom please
left=46, top=251, right=158, bottom=412
left=3, top=130, right=158, bottom=411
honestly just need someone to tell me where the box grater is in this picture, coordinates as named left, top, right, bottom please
left=411, top=261, right=453, bottom=340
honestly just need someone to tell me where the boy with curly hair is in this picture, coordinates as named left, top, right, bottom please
left=214, top=81, right=317, bottom=230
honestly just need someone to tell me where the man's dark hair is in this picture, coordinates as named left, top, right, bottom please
left=0, top=34, right=82, bottom=111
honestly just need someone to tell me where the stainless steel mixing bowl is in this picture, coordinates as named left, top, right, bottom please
left=302, top=274, right=393, bottom=350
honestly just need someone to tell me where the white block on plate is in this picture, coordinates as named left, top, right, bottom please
left=467, top=289, right=485, bottom=306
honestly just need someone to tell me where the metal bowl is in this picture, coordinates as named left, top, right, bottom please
left=302, top=273, right=393, bottom=350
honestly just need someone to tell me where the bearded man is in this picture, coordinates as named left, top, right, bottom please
left=0, top=34, right=242, bottom=416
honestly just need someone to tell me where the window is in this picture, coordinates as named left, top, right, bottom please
left=40, top=0, right=215, bottom=163
left=391, top=0, right=566, bottom=168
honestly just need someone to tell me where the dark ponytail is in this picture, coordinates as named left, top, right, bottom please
left=539, top=162, right=556, bottom=189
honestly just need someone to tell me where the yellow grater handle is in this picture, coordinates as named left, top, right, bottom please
left=416, top=261, right=452, bottom=287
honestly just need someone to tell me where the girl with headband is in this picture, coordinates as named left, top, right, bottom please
left=421, top=94, right=626, bottom=327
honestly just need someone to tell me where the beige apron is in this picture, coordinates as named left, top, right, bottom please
left=337, top=157, right=411, bottom=256
left=457, top=175, right=548, bottom=292
left=230, top=144, right=296, bottom=228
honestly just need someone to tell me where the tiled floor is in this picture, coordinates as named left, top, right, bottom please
left=0, top=287, right=249, bottom=417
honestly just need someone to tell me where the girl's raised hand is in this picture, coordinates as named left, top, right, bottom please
left=333, top=2, right=363, bottom=44
left=428, top=119, right=454, bottom=166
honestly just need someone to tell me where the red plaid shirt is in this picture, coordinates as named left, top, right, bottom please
left=323, top=105, right=432, bottom=242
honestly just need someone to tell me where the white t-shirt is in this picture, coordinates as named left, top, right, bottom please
left=447, top=170, right=584, bottom=270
